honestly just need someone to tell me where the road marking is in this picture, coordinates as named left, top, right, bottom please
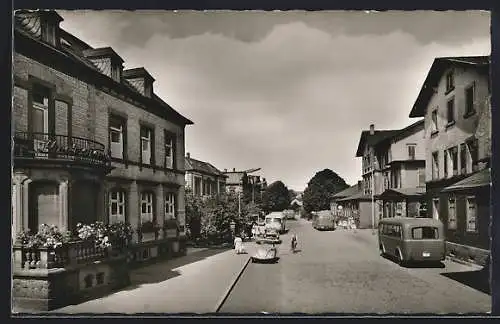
left=214, top=255, right=252, bottom=313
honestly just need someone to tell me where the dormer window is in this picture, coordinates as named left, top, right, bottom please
left=83, top=47, right=124, bottom=83
left=15, top=10, right=63, bottom=47
left=123, top=68, right=155, bottom=98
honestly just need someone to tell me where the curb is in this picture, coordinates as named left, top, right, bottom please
left=446, top=256, right=482, bottom=268
left=214, top=255, right=252, bottom=313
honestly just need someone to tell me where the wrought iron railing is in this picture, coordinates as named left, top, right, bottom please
left=14, top=132, right=110, bottom=168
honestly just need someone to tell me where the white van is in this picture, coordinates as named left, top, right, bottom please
left=265, top=212, right=287, bottom=234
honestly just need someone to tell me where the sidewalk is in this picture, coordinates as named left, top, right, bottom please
left=50, top=244, right=258, bottom=314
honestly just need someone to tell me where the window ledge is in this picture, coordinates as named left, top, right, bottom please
left=430, top=130, right=439, bottom=138
left=445, top=121, right=456, bottom=130
left=463, top=111, right=476, bottom=119
left=445, top=86, right=455, bottom=96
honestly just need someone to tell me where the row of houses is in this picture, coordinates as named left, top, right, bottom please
left=184, top=152, right=268, bottom=198
left=332, top=56, right=491, bottom=265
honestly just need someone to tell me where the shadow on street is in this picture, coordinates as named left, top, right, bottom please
left=60, top=247, right=232, bottom=308
left=441, top=268, right=491, bottom=295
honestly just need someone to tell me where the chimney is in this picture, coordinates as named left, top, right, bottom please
left=369, top=124, right=375, bottom=135
left=15, top=10, right=64, bottom=47
left=186, top=152, right=190, bottom=159
left=83, top=47, right=124, bottom=83
left=123, top=67, right=155, bottom=98
left=357, top=180, right=362, bottom=190
left=224, top=169, right=227, bottom=172
left=233, top=168, right=236, bottom=172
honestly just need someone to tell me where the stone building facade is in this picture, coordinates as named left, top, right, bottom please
left=12, top=10, right=193, bottom=260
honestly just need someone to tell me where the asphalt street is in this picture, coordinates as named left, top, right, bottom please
left=219, top=218, right=491, bottom=314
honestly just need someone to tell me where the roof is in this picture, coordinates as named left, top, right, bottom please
left=14, top=10, right=193, bottom=126
left=355, top=130, right=400, bottom=157
left=185, top=156, right=225, bottom=177
left=337, top=191, right=372, bottom=202
left=379, top=187, right=426, bottom=199
left=374, top=119, right=425, bottom=149
left=442, top=168, right=491, bottom=192
left=332, top=184, right=361, bottom=199
left=379, top=217, right=443, bottom=227
left=409, top=56, right=490, bottom=118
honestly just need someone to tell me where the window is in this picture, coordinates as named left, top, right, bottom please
left=164, top=131, right=175, bottom=169
left=165, top=192, right=176, bottom=220
left=109, top=190, right=126, bottom=224
left=194, top=177, right=202, bottom=196
left=431, top=109, right=438, bottom=133
left=432, top=198, right=440, bottom=220
left=460, top=143, right=467, bottom=174
left=446, top=71, right=454, bottom=93
left=465, top=83, right=476, bottom=117
left=412, top=227, right=439, bottom=239
left=419, top=201, right=427, bottom=218
left=448, top=196, right=457, bottom=230
left=418, top=169, right=425, bottom=187
left=443, top=150, right=448, bottom=178
left=140, top=127, right=153, bottom=165
left=449, top=146, right=458, bottom=176
left=432, top=152, right=439, bottom=180
left=32, top=87, right=50, bottom=134
left=447, top=98, right=455, bottom=124
left=109, top=115, right=125, bottom=159
left=466, top=139, right=478, bottom=173
left=140, top=192, right=154, bottom=223
left=408, top=144, right=416, bottom=160
left=466, top=196, right=478, bottom=233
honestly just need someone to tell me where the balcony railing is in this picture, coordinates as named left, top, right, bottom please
left=14, top=132, right=110, bottom=168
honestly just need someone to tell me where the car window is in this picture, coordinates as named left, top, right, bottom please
left=412, top=227, right=438, bottom=239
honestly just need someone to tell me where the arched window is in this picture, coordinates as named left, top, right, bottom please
left=109, top=189, right=127, bottom=224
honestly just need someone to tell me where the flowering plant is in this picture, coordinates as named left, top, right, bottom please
left=16, top=224, right=72, bottom=249
left=76, top=222, right=111, bottom=249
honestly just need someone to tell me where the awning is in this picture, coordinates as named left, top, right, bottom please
left=442, top=168, right=491, bottom=192
left=337, top=191, right=373, bottom=202
left=379, top=187, right=426, bottom=200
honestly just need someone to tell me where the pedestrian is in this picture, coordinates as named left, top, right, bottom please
left=291, top=233, right=298, bottom=253
left=234, top=236, right=243, bottom=254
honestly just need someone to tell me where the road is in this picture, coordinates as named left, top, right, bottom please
left=219, top=218, right=491, bottom=314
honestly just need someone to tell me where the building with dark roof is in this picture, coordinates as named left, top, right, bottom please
left=12, top=10, right=193, bottom=271
left=408, top=55, right=491, bottom=266
left=185, top=153, right=227, bottom=196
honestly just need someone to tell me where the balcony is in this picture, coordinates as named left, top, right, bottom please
left=13, top=132, right=111, bottom=171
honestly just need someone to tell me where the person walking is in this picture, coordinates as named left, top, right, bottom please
left=291, top=233, right=298, bottom=253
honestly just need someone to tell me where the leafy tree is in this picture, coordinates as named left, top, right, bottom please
left=184, top=189, right=203, bottom=239
left=262, top=181, right=291, bottom=213
left=303, top=169, right=349, bottom=212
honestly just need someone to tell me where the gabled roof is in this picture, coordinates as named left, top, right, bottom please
left=337, top=191, right=372, bottom=202
left=379, top=187, right=426, bottom=199
left=373, top=119, right=425, bottom=149
left=332, top=184, right=361, bottom=199
left=409, top=56, right=490, bottom=118
left=185, top=156, right=226, bottom=177
left=442, top=168, right=490, bottom=192
left=355, top=130, right=400, bottom=157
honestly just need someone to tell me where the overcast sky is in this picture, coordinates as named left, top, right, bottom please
left=59, top=10, right=490, bottom=191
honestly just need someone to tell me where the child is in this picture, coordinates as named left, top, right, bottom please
left=291, top=233, right=298, bottom=253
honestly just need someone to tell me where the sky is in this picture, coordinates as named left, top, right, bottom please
left=58, top=10, right=491, bottom=191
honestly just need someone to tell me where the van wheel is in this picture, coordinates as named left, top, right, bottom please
left=379, top=244, right=385, bottom=256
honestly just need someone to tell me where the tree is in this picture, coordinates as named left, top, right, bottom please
left=262, top=181, right=291, bottom=212
left=302, top=169, right=349, bottom=212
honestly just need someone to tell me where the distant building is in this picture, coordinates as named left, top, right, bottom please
left=374, top=120, right=427, bottom=218
left=354, top=125, right=401, bottom=228
left=409, top=56, right=491, bottom=266
left=184, top=153, right=227, bottom=197
left=222, top=168, right=267, bottom=198
left=331, top=181, right=363, bottom=225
